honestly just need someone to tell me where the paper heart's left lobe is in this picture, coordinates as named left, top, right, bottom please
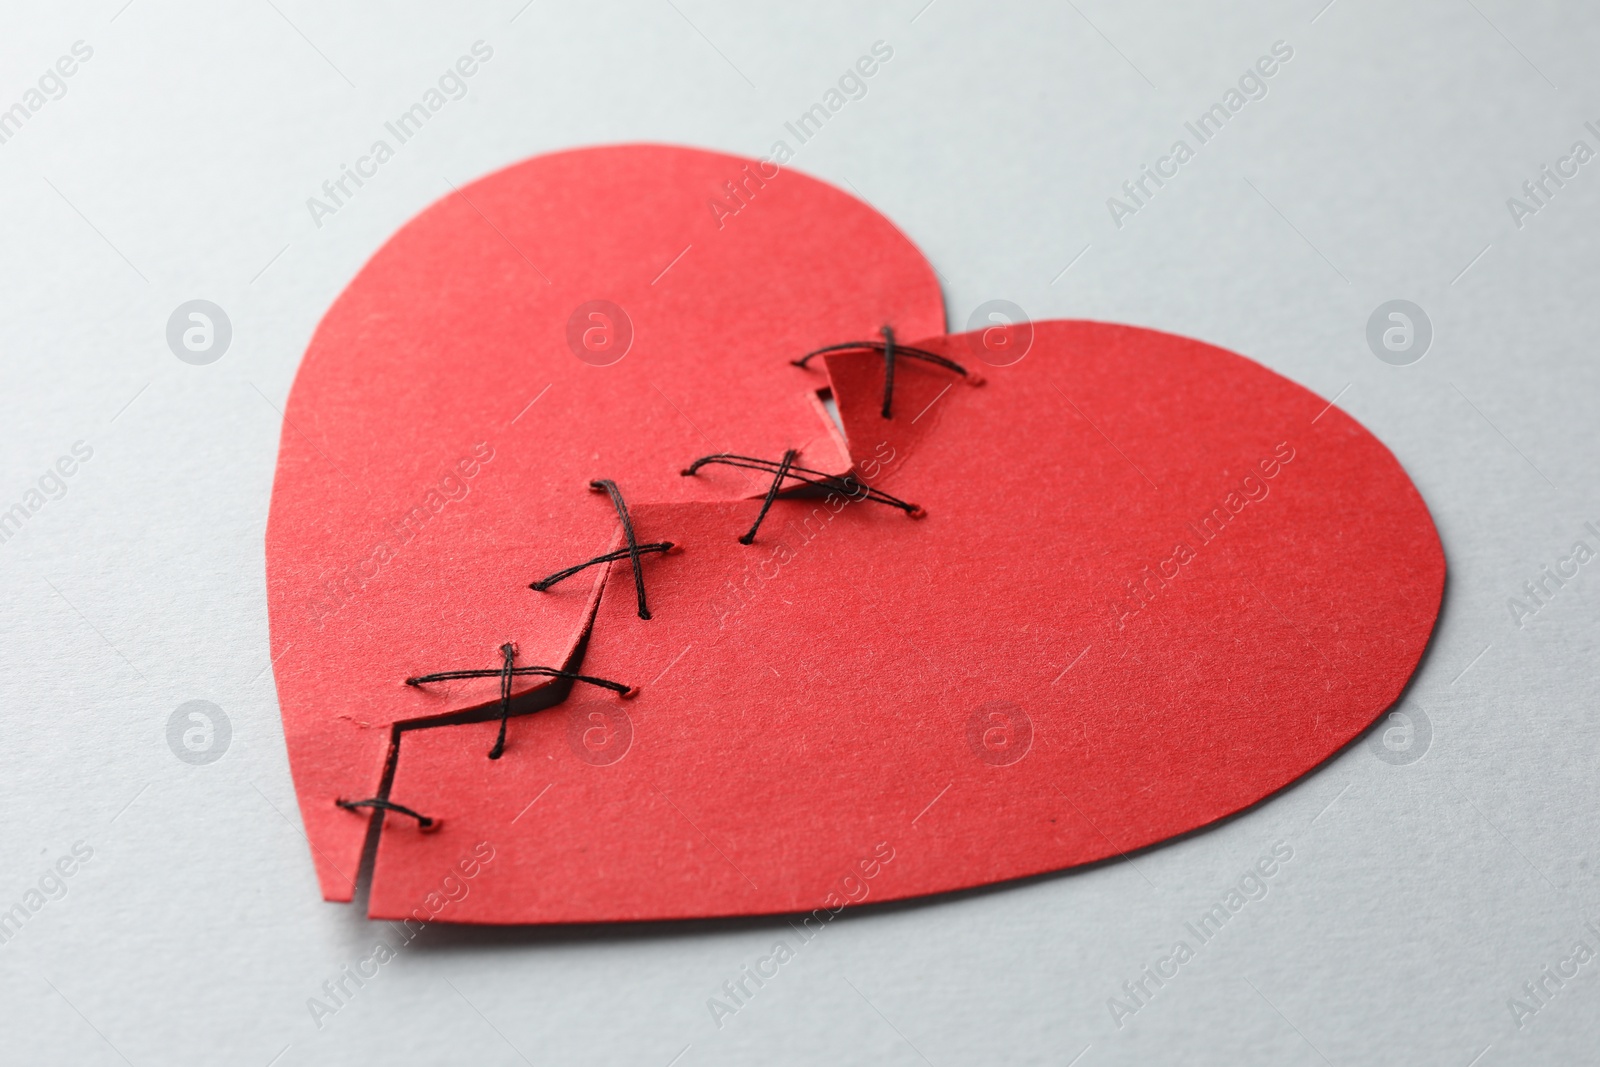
left=265, top=145, right=945, bottom=900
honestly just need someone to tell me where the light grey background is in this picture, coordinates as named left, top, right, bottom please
left=1, top=1, right=1596, bottom=1064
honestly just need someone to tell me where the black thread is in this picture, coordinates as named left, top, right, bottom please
left=405, top=666, right=632, bottom=692
left=407, top=650, right=634, bottom=760
left=739, top=449, right=798, bottom=545
left=490, top=643, right=515, bottom=759
left=532, top=542, right=675, bottom=592
left=790, top=330, right=979, bottom=420
left=880, top=325, right=896, bottom=418
left=791, top=336, right=975, bottom=376
left=682, top=453, right=924, bottom=518
left=589, top=479, right=654, bottom=620
left=336, top=796, right=436, bottom=830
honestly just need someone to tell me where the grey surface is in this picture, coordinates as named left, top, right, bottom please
left=1, top=1, right=1596, bottom=1064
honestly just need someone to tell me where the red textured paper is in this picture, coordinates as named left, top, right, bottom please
left=264, top=145, right=945, bottom=901
left=365, top=320, right=1444, bottom=923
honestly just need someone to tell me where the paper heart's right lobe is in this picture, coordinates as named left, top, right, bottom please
left=365, top=320, right=1443, bottom=923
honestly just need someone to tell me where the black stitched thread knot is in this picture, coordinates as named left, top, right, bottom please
left=531, top=543, right=677, bottom=592
left=791, top=325, right=980, bottom=419
left=681, top=453, right=924, bottom=518
left=739, top=448, right=798, bottom=545
left=585, top=479, right=656, bottom=620
left=406, top=645, right=634, bottom=761
left=336, top=796, right=437, bottom=830
left=493, top=642, right=514, bottom=759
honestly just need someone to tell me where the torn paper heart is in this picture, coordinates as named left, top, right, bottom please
left=266, top=145, right=1442, bottom=922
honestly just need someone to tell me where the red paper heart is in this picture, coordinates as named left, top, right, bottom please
left=265, top=145, right=945, bottom=901
left=364, top=322, right=1443, bottom=923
